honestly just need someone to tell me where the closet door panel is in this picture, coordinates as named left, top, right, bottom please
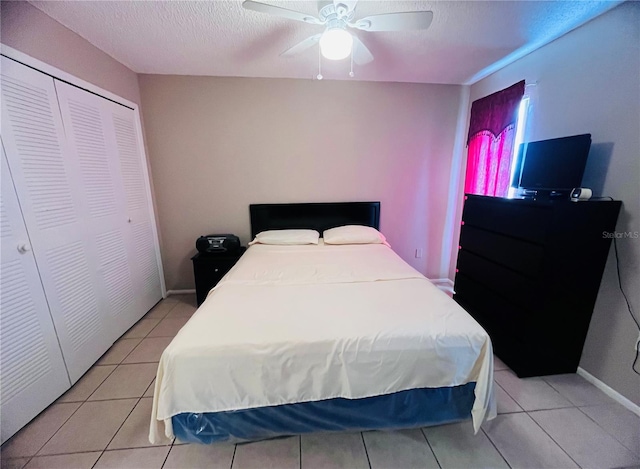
left=54, top=81, right=137, bottom=341
left=95, top=228, right=136, bottom=325
left=0, top=145, right=70, bottom=444
left=132, top=219, right=163, bottom=306
left=0, top=60, right=76, bottom=230
left=108, top=102, right=163, bottom=315
left=1, top=57, right=111, bottom=383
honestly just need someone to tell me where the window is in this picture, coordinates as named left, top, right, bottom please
left=464, top=81, right=526, bottom=198
left=507, top=95, right=531, bottom=198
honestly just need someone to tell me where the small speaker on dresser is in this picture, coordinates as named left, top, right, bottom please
left=570, top=188, right=592, bottom=202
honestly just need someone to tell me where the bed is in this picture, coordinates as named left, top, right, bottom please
left=149, top=202, right=496, bottom=444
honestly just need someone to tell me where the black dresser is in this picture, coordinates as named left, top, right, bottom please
left=192, top=248, right=246, bottom=306
left=454, top=195, right=621, bottom=377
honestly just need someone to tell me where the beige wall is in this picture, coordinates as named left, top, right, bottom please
left=1, top=1, right=141, bottom=105
left=469, top=2, right=640, bottom=404
left=139, top=75, right=463, bottom=290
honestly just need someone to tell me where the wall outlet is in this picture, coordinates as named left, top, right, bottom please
left=415, top=248, right=423, bottom=258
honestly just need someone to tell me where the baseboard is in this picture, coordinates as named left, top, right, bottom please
left=166, top=289, right=196, bottom=296
left=577, top=367, right=640, bottom=417
left=430, top=278, right=454, bottom=294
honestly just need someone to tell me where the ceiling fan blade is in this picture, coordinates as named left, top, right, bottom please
left=243, top=0, right=323, bottom=25
left=280, top=34, right=322, bottom=57
left=351, top=11, right=433, bottom=32
left=352, top=36, right=373, bottom=65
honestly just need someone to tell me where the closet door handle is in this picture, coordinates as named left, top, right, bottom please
left=17, top=243, right=31, bottom=254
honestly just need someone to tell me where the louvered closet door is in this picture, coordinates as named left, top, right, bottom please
left=0, top=143, right=71, bottom=444
left=104, top=99, right=163, bottom=316
left=54, top=81, right=140, bottom=342
left=0, top=57, right=112, bottom=383
left=54, top=82, right=163, bottom=334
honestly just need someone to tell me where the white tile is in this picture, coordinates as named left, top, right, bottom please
left=122, top=319, right=161, bottom=339
left=88, top=363, right=157, bottom=400
left=484, top=413, right=578, bottom=468
left=363, top=429, right=439, bottom=469
left=543, top=373, right=616, bottom=406
left=493, top=356, right=509, bottom=371
left=531, top=407, right=640, bottom=469
left=121, top=337, right=172, bottom=364
left=147, top=317, right=189, bottom=338
left=164, top=443, right=235, bottom=469
left=97, top=339, right=142, bottom=365
left=301, top=432, right=369, bottom=469
left=0, top=403, right=81, bottom=458
left=580, top=403, right=640, bottom=456
left=494, top=369, right=573, bottom=411
left=109, top=398, right=169, bottom=449
left=145, top=299, right=178, bottom=319
left=423, top=421, right=509, bottom=469
left=162, top=296, right=180, bottom=305
left=495, top=382, right=523, bottom=414
left=172, top=294, right=197, bottom=307
left=24, top=452, right=101, bottom=469
left=144, top=379, right=155, bottom=398
left=164, top=301, right=197, bottom=319
left=233, top=436, right=299, bottom=469
left=0, top=458, right=29, bottom=469
left=94, top=447, right=170, bottom=469
left=38, top=399, right=137, bottom=455
left=58, top=366, right=116, bottom=402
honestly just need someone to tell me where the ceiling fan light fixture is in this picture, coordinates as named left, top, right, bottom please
left=319, top=28, right=353, bottom=60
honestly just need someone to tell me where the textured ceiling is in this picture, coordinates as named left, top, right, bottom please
left=30, top=0, right=620, bottom=85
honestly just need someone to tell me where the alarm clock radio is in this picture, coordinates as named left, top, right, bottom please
left=196, top=234, right=240, bottom=253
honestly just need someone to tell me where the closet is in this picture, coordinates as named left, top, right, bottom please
left=0, top=56, right=163, bottom=443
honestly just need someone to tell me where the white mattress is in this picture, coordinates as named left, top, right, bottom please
left=150, top=242, right=496, bottom=443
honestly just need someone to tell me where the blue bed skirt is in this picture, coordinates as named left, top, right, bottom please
left=172, top=383, right=476, bottom=444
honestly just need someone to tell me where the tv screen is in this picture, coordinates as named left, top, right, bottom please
left=518, top=133, right=591, bottom=191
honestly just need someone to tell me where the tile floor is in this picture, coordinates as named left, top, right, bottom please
left=2, top=294, right=639, bottom=469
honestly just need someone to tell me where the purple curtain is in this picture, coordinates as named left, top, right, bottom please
left=465, top=81, right=525, bottom=197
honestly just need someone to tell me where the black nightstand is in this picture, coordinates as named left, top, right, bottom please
left=191, top=248, right=246, bottom=306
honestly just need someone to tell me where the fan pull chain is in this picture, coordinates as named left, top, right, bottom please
left=317, top=47, right=323, bottom=80
left=349, top=52, right=354, bottom=78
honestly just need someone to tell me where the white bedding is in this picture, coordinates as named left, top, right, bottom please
left=150, top=242, right=496, bottom=443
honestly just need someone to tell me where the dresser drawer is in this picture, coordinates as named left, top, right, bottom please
left=454, top=274, right=525, bottom=355
left=195, top=259, right=236, bottom=275
left=459, top=226, right=544, bottom=277
left=456, top=250, right=541, bottom=309
left=462, top=196, right=551, bottom=243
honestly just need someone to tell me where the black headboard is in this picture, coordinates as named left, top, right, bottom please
left=249, top=202, right=380, bottom=238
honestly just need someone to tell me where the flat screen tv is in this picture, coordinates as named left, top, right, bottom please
left=517, top=133, right=591, bottom=194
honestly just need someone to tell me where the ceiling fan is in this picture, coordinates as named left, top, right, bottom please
left=242, top=0, right=433, bottom=67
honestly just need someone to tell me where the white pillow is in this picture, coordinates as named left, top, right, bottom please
left=249, top=229, right=319, bottom=245
left=323, top=225, right=389, bottom=246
